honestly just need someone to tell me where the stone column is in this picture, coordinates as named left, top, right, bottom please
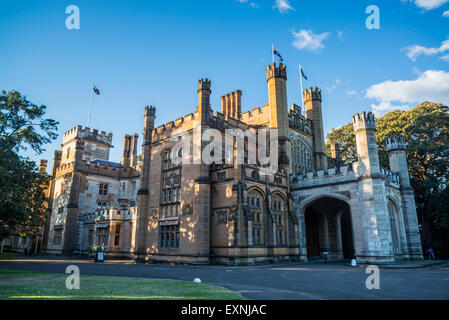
left=386, top=135, right=423, bottom=260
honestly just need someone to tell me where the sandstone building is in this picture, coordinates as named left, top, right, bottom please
left=44, top=126, right=140, bottom=257
left=45, top=62, right=423, bottom=264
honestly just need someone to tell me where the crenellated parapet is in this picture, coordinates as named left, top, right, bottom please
left=290, top=165, right=356, bottom=189
left=198, top=78, right=211, bottom=92
left=63, top=125, right=113, bottom=146
left=266, top=62, right=287, bottom=81
left=352, top=111, right=376, bottom=132
left=303, top=87, right=322, bottom=103
left=385, top=135, right=406, bottom=152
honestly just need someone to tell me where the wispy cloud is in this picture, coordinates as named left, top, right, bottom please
left=274, top=0, right=294, bottom=13
left=346, top=90, right=359, bottom=96
left=402, top=39, right=449, bottom=61
left=236, top=0, right=259, bottom=8
left=291, top=29, right=331, bottom=52
left=403, top=0, right=449, bottom=10
left=325, top=79, right=342, bottom=92
left=443, top=9, right=449, bottom=16
left=366, top=69, right=449, bottom=114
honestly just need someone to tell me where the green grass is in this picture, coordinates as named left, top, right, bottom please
left=0, top=269, right=246, bottom=300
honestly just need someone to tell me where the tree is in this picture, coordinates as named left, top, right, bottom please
left=326, top=102, right=449, bottom=255
left=0, top=90, right=58, bottom=241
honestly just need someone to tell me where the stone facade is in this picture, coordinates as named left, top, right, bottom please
left=45, top=62, right=423, bottom=264
left=45, top=126, right=140, bottom=258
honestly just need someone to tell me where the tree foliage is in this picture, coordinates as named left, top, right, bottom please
left=326, top=102, right=449, bottom=249
left=0, top=90, right=58, bottom=240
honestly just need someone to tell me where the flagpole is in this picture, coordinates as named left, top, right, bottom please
left=272, top=44, right=274, bottom=63
left=299, top=64, right=304, bottom=109
left=87, top=85, right=93, bottom=128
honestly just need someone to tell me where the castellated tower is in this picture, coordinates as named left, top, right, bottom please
left=352, top=112, right=395, bottom=263
left=386, top=135, right=423, bottom=260
left=197, top=78, right=211, bottom=125
left=304, top=87, right=327, bottom=171
left=135, top=105, right=156, bottom=257
left=266, top=62, right=291, bottom=172
left=353, top=111, right=380, bottom=177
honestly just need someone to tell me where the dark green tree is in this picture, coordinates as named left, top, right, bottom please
left=0, top=90, right=58, bottom=240
left=326, top=102, right=449, bottom=255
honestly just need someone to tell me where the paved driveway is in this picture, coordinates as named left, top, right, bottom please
left=1, top=257, right=448, bottom=300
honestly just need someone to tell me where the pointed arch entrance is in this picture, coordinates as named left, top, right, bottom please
left=304, top=197, right=355, bottom=260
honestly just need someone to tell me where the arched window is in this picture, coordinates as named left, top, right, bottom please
left=249, top=189, right=264, bottom=246
left=388, top=200, right=401, bottom=255
left=272, top=194, right=286, bottom=245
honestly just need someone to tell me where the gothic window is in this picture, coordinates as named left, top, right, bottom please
left=161, top=149, right=182, bottom=217
left=249, top=189, right=264, bottom=246
left=159, top=225, right=180, bottom=248
left=388, top=200, right=401, bottom=255
left=53, top=228, right=62, bottom=246
left=114, top=224, right=121, bottom=246
left=272, top=194, right=286, bottom=246
left=96, top=227, right=109, bottom=247
left=99, top=183, right=108, bottom=195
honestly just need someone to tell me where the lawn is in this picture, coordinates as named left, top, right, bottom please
left=0, top=269, right=246, bottom=300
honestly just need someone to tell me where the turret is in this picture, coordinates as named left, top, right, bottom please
left=130, top=133, right=139, bottom=167
left=352, top=111, right=380, bottom=177
left=144, top=106, right=156, bottom=144
left=121, top=134, right=131, bottom=167
left=304, top=87, right=327, bottom=171
left=197, top=78, right=211, bottom=125
left=385, top=135, right=410, bottom=188
left=266, top=62, right=290, bottom=172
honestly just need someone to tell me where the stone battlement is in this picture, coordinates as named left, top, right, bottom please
left=62, top=125, right=113, bottom=146
left=352, top=111, right=376, bottom=132
left=380, top=167, right=400, bottom=188
left=54, top=160, right=140, bottom=179
left=266, top=62, right=287, bottom=81
left=303, top=87, right=322, bottom=102
left=198, top=78, right=211, bottom=92
left=385, top=135, right=406, bottom=152
left=291, top=165, right=356, bottom=189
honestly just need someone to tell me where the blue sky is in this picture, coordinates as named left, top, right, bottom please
left=1, top=0, right=448, bottom=169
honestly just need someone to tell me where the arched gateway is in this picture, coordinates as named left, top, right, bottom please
left=304, top=197, right=354, bottom=260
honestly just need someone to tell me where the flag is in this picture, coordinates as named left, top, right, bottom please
left=273, top=47, right=283, bottom=62
left=93, top=85, right=100, bottom=95
left=300, top=68, right=308, bottom=80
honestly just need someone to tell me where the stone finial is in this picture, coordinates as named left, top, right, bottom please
left=352, top=111, right=376, bottom=132
left=303, top=87, right=322, bottom=102
left=198, top=78, right=211, bottom=92
left=266, top=62, right=287, bottom=81
left=385, top=135, right=406, bottom=152
left=145, top=105, right=156, bottom=117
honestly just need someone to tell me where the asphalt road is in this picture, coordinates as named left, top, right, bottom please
left=1, top=257, right=448, bottom=300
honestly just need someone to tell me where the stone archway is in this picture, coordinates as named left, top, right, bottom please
left=304, top=197, right=355, bottom=260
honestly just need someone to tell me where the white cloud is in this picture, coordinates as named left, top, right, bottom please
left=443, top=10, right=449, bottom=16
left=441, top=53, right=449, bottom=61
left=407, top=0, right=449, bottom=10
left=402, top=39, right=449, bottom=61
left=325, top=79, right=342, bottom=92
left=371, top=102, right=410, bottom=116
left=292, top=29, right=331, bottom=52
left=274, top=0, right=294, bottom=13
left=346, top=90, right=359, bottom=96
left=366, top=70, right=449, bottom=114
left=237, top=0, right=259, bottom=7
